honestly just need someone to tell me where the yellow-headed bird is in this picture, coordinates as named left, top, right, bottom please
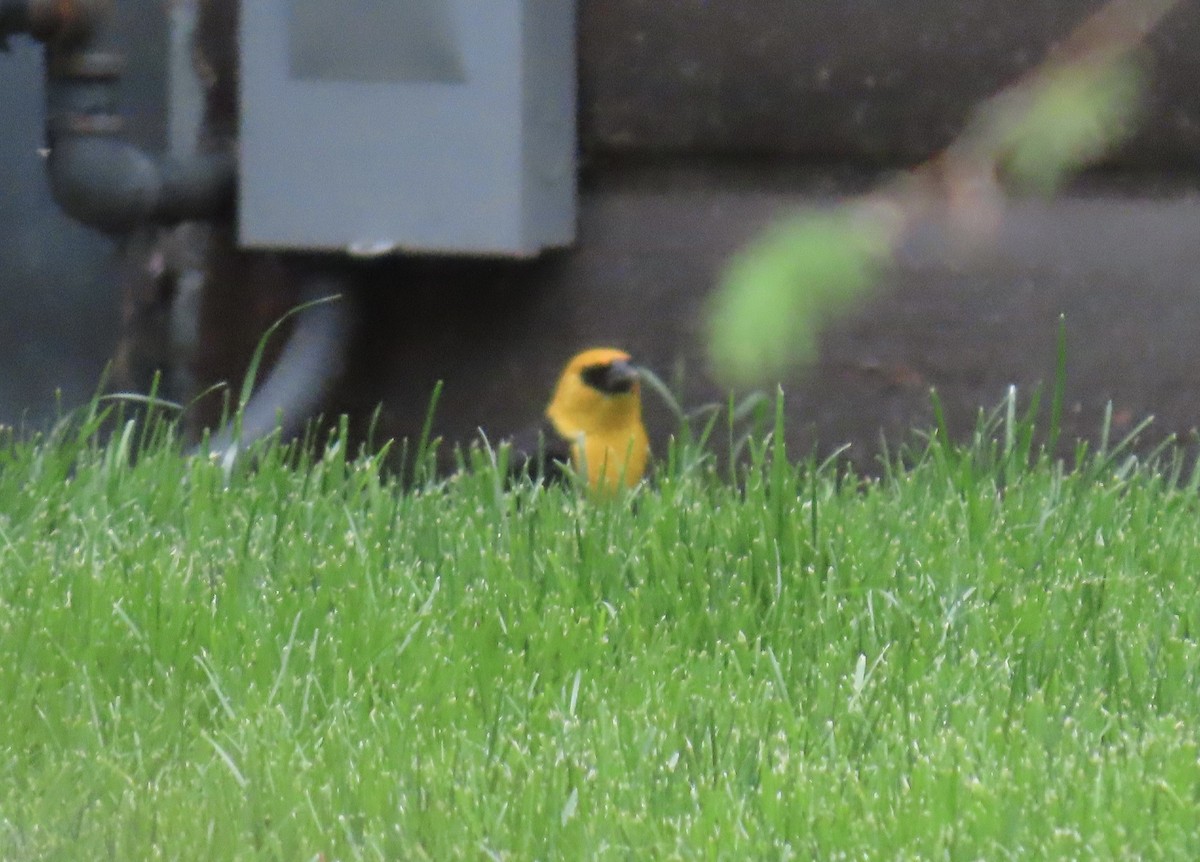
left=510, top=348, right=650, bottom=495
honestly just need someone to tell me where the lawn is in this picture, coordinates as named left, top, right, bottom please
left=2, top=398, right=1199, bottom=860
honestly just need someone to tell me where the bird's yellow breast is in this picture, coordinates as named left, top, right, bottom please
left=572, top=418, right=650, bottom=494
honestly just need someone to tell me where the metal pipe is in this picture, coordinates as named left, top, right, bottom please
left=201, top=276, right=356, bottom=459
left=45, top=136, right=236, bottom=233
left=5, top=0, right=235, bottom=232
left=8, top=0, right=345, bottom=455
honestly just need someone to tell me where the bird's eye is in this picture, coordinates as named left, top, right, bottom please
left=580, top=361, right=636, bottom=394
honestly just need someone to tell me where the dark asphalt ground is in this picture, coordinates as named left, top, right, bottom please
left=244, top=167, right=1200, bottom=475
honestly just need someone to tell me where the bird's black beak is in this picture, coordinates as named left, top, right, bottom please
left=581, top=359, right=640, bottom=395
left=605, top=360, right=640, bottom=394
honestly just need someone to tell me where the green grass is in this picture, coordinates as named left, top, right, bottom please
left=2, top=395, right=1200, bottom=860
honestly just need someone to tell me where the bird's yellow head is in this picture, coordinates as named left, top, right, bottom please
left=545, top=347, right=650, bottom=494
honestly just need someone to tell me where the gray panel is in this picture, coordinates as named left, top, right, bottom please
left=239, top=0, right=575, bottom=255
left=289, top=0, right=465, bottom=83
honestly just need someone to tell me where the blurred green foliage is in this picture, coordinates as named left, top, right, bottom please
left=708, top=56, right=1146, bottom=387
left=707, top=211, right=892, bottom=386
left=1000, top=57, right=1145, bottom=193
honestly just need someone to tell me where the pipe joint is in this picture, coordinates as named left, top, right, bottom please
left=47, top=137, right=236, bottom=234
left=26, top=0, right=237, bottom=232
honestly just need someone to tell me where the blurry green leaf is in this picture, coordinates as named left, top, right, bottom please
left=1001, top=57, right=1145, bottom=194
left=707, top=211, right=891, bottom=386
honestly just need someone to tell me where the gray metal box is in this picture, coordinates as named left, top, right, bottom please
left=239, top=0, right=576, bottom=257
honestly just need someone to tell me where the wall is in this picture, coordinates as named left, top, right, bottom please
left=1, top=1, right=1198, bottom=465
